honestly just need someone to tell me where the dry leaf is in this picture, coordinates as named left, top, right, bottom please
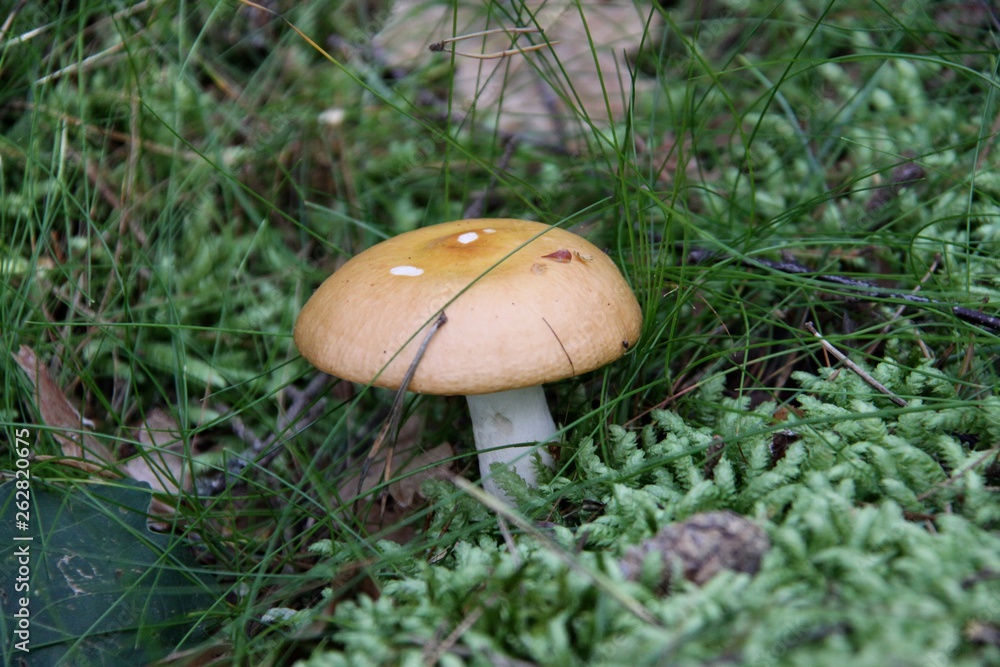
left=121, top=408, right=192, bottom=496
left=374, top=0, right=659, bottom=139
left=337, top=415, right=455, bottom=542
left=13, top=346, right=192, bottom=519
left=342, top=441, right=454, bottom=544
left=12, top=345, right=114, bottom=465
left=340, top=440, right=455, bottom=508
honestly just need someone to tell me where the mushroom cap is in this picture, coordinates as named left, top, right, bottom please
left=294, top=218, right=642, bottom=395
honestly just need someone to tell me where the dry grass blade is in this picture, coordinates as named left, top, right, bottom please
left=430, top=39, right=558, bottom=60
left=804, top=322, right=908, bottom=407
left=428, top=26, right=558, bottom=61
left=453, top=477, right=662, bottom=628
left=429, top=26, right=545, bottom=49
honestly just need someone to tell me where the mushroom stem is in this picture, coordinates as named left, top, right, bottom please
left=466, top=385, right=556, bottom=502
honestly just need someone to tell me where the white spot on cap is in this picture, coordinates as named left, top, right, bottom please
left=483, top=228, right=496, bottom=234
left=457, top=232, right=479, bottom=244
left=390, top=265, right=424, bottom=276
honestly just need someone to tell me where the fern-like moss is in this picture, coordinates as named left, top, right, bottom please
left=298, top=362, right=1000, bottom=666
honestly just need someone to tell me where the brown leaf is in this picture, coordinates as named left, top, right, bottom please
left=341, top=441, right=455, bottom=509
left=374, top=0, right=659, bottom=138
left=12, top=345, right=114, bottom=465
left=121, top=408, right=191, bottom=496
left=390, top=442, right=455, bottom=507
left=337, top=416, right=455, bottom=542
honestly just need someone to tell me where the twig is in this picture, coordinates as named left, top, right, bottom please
left=429, top=27, right=558, bottom=59
left=257, top=373, right=333, bottom=462
left=803, top=321, right=908, bottom=407
left=865, top=254, right=939, bottom=359
left=199, top=373, right=332, bottom=496
left=916, top=445, right=1000, bottom=502
left=356, top=311, right=448, bottom=501
left=497, top=515, right=522, bottom=567
left=422, top=604, right=486, bottom=665
left=693, top=251, right=1000, bottom=332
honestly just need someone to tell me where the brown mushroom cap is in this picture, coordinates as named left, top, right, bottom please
left=294, top=218, right=642, bottom=395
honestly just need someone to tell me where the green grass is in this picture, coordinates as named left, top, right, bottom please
left=2, top=0, right=1000, bottom=664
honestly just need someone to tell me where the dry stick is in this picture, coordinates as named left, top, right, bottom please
left=731, top=254, right=1000, bottom=332
left=429, top=27, right=558, bottom=59
left=691, top=154, right=996, bottom=332
left=916, top=446, right=1000, bottom=502
left=259, top=374, right=334, bottom=464
left=497, top=515, right=522, bottom=567
left=804, top=321, right=908, bottom=407
left=202, top=373, right=332, bottom=496
left=355, top=311, right=448, bottom=501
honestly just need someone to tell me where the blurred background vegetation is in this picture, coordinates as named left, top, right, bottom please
left=2, top=0, right=1000, bottom=664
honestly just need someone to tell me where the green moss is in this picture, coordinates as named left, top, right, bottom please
left=298, top=361, right=1000, bottom=665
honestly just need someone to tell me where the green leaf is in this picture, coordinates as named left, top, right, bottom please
left=0, top=481, right=216, bottom=666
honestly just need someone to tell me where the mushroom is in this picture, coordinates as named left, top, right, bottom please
left=294, top=218, right=641, bottom=502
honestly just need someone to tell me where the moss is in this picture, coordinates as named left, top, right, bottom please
left=299, top=362, right=1000, bottom=665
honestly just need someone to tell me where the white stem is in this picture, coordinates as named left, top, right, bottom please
left=466, top=386, right=556, bottom=502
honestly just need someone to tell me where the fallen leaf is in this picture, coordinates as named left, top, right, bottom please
left=121, top=408, right=192, bottom=496
left=13, top=346, right=194, bottom=520
left=341, top=441, right=455, bottom=508
left=338, top=415, right=455, bottom=542
left=374, top=0, right=659, bottom=139
left=12, top=345, right=114, bottom=465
